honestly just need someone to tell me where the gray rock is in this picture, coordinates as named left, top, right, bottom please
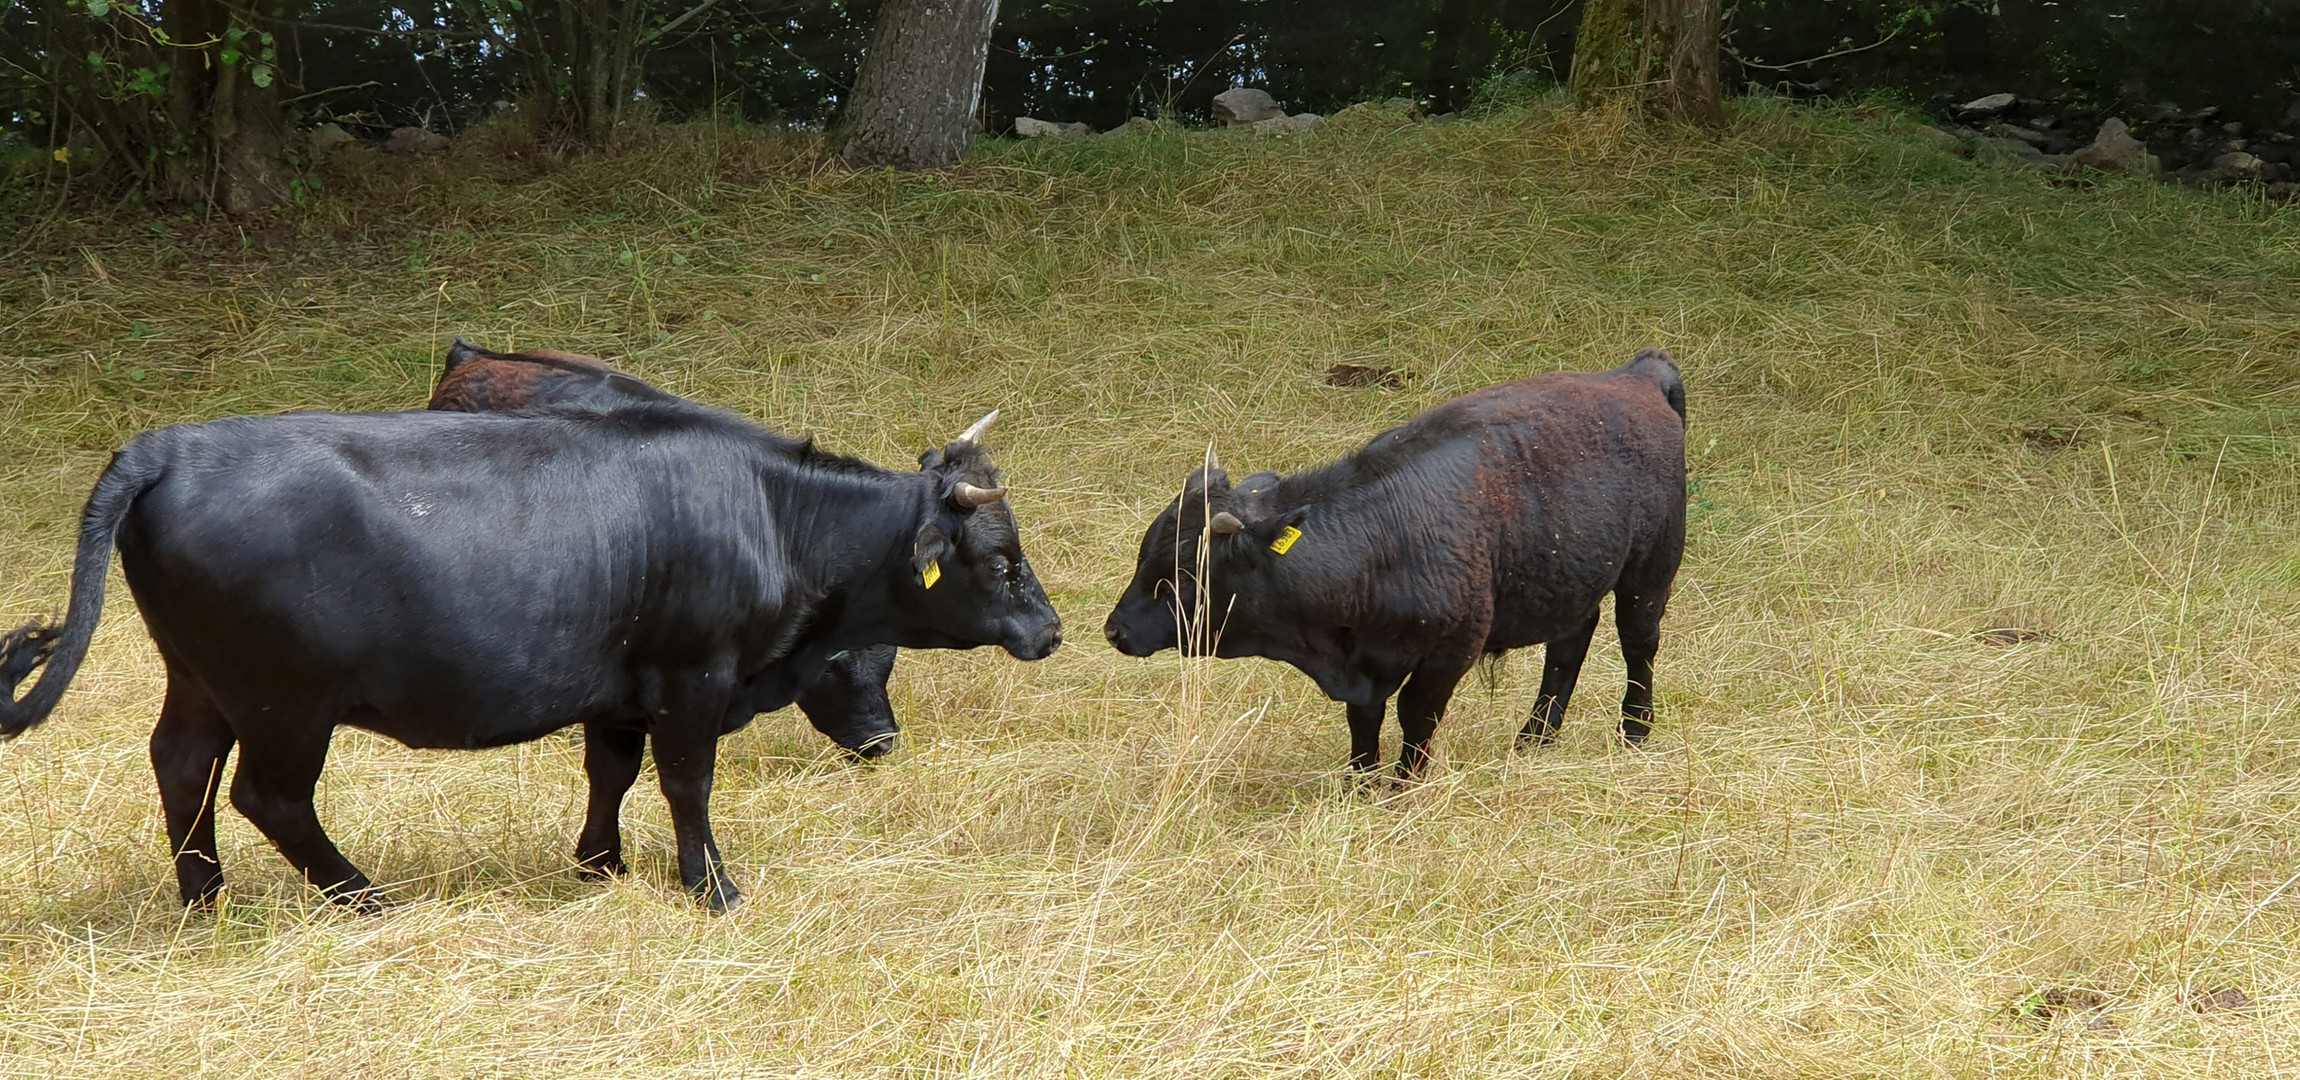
left=386, top=127, right=450, bottom=155
left=1958, top=93, right=2017, bottom=115
left=1102, top=116, right=1178, bottom=137
left=1985, top=122, right=2051, bottom=147
left=2219, top=138, right=2250, bottom=155
left=1252, top=112, right=1322, bottom=136
left=1915, top=126, right=1966, bottom=156
left=307, top=123, right=356, bottom=153
left=2285, top=100, right=2300, bottom=129
left=1974, top=135, right=2051, bottom=167
left=1213, top=87, right=1283, bottom=126
left=2267, top=181, right=2298, bottom=201
left=2211, top=151, right=2264, bottom=181
left=2071, top=118, right=2157, bottom=175
left=1014, top=116, right=1090, bottom=138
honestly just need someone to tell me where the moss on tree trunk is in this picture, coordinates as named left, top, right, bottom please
left=1570, top=0, right=1724, bottom=126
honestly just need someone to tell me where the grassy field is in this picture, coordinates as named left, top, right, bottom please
left=1, top=97, right=2297, bottom=1077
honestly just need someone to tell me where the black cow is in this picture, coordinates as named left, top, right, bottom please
left=0, top=402, right=1059, bottom=911
left=1104, top=350, right=1686, bottom=779
left=430, top=338, right=902, bottom=760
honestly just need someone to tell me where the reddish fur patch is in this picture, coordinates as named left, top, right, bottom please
left=428, top=349, right=625, bottom=413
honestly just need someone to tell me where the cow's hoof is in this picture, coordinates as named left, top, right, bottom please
left=574, top=851, right=627, bottom=880
left=698, top=884, right=743, bottom=914
left=1514, top=730, right=1557, bottom=750
left=327, top=886, right=392, bottom=914
left=1618, top=722, right=1652, bottom=747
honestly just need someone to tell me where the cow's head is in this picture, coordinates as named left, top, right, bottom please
left=1104, top=463, right=1304, bottom=658
left=897, top=411, right=1063, bottom=661
left=795, top=645, right=901, bottom=759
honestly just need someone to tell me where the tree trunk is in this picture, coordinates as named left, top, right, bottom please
left=1570, top=0, right=1724, bottom=125
left=839, top=0, right=1003, bottom=171
left=164, top=0, right=288, bottom=211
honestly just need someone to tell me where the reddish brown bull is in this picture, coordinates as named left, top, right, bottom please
left=1104, top=349, right=1688, bottom=778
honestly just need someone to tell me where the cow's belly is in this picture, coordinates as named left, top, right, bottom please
left=1483, top=545, right=1626, bottom=650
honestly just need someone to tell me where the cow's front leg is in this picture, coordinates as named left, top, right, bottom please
left=649, top=714, right=741, bottom=912
left=1344, top=698, right=1387, bottom=774
left=1394, top=655, right=1474, bottom=781
left=574, top=722, right=646, bottom=878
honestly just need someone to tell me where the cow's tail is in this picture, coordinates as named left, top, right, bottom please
left=0, top=441, right=165, bottom=738
left=1624, top=347, right=1686, bottom=425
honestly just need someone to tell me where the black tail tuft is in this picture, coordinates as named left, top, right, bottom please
left=1624, top=347, right=1687, bottom=424
left=0, top=619, right=59, bottom=699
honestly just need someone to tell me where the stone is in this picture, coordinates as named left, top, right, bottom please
left=2285, top=100, right=2300, bottom=129
left=2267, top=181, right=2299, bottom=201
left=2070, top=118, right=2157, bottom=175
left=1985, top=122, right=2051, bottom=147
left=2211, top=151, right=2264, bottom=181
left=386, top=127, right=450, bottom=155
left=1974, top=136, right=2054, bottom=168
left=1252, top=112, right=1322, bottom=136
left=1914, top=126, right=1966, bottom=156
left=1212, top=87, right=1283, bottom=126
left=307, top=123, right=356, bottom=153
left=1013, top=117, right=1090, bottom=138
left=1957, top=92, right=2017, bottom=116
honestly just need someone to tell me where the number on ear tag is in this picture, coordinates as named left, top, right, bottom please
left=921, top=560, right=942, bottom=589
left=1269, top=526, right=1302, bottom=555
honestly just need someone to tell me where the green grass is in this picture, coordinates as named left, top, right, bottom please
left=0, top=97, right=2297, bottom=1077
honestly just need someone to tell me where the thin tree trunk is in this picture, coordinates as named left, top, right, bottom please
left=1570, top=0, right=1723, bottom=125
left=165, top=0, right=287, bottom=211
left=839, top=0, right=1003, bottom=171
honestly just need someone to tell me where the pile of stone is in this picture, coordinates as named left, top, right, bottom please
left=1925, top=92, right=2298, bottom=199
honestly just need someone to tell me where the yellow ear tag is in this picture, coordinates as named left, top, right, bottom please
left=1269, top=526, right=1303, bottom=555
left=921, top=560, right=942, bottom=590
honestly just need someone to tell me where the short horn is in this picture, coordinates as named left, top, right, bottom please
left=949, top=482, right=1007, bottom=509
left=954, top=409, right=1001, bottom=445
left=1210, top=512, right=1245, bottom=535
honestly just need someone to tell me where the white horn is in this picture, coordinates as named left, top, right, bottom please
left=949, top=482, right=1007, bottom=509
left=955, top=409, right=1001, bottom=445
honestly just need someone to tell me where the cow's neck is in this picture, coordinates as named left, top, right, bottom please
left=762, top=465, right=934, bottom=657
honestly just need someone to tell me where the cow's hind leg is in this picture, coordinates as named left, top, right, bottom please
left=574, top=722, right=645, bottom=879
left=150, top=670, right=235, bottom=906
left=227, top=718, right=383, bottom=910
left=1615, top=581, right=1671, bottom=745
left=1518, top=610, right=1601, bottom=747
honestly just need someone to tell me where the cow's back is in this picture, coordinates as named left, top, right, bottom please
left=114, top=410, right=791, bottom=748
left=1390, top=365, right=1685, bottom=651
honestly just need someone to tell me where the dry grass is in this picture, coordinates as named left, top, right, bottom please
left=1, top=96, right=2298, bottom=1077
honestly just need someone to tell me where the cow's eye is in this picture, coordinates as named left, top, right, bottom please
left=988, top=555, right=1011, bottom=577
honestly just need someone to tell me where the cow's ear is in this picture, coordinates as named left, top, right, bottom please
left=913, top=522, right=954, bottom=585
left=1252, top=507, right=1313, bottom=556
left=918, top=448, right=947, bottom=471
left=1184, top=466, right=1230, bottom=495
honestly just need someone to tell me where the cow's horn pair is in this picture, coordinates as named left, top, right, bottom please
left=1210, top=512, right=1246, bottom=535
left=950, top=482, right=1007, bottom=509
left=955, top=409, right=1000, bottom=446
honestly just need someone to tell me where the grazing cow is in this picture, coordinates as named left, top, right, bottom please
left=430, top=338, right=901, bottom=759
left=1104, top=350, right=1686, bottom=778
left=0, top=403, right=1059, bottom=911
